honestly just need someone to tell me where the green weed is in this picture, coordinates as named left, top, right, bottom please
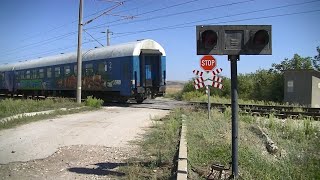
left=84, top=96, right=104, bottom=108
left=185, top=109, right=320, bottom=179
left=0, top=98, right=80, bottom=119
left=119, top=109, right=182, bottom=179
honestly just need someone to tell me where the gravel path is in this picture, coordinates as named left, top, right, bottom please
left=0, top=106, right=169, bottom=179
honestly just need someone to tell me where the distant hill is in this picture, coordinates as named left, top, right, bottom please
left=166, top=81, right=186, bottom=94
left=166, top=81, right=187, bottom=86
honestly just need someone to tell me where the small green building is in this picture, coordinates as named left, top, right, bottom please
left=284, top=69, right=320, bottom=108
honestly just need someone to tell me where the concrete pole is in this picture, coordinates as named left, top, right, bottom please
left=107, top=29, right=112, bottom=46
left=76, top=0, right=83, bottom=104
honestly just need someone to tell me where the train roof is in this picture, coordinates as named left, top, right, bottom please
left=0, top=39, right=166, bottom=71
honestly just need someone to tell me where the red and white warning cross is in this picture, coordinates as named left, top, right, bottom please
left=194, top=81, right=223, bottom=90
left=193, top=68, right=223, bottom=90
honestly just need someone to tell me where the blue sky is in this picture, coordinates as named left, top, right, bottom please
left=0, top=0, right=319, bottom=81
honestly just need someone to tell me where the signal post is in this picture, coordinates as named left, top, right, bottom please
left=196, top=25, right=272, bottom=179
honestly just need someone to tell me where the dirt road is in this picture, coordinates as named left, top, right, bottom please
left=0, top=105, right=170, bottom=179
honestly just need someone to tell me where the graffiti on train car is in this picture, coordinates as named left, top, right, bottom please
left=19, top=79, right=43, bottom=90
left=56, top=75, right=111, bottom=90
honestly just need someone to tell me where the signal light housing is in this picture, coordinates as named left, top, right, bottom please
left=197, top=25, right=272, bottom=55
left=201, top=30, right=218, bottom=49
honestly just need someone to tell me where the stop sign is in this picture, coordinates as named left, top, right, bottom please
left=200, top=55, right=216, bottom=71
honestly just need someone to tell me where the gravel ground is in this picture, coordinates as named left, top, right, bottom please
left=0, top=145, right=138, bottom=180
left=0, top=105, right=170, bottom=179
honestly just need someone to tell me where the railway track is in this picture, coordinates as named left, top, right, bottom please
left=189, top=102, right=320, bottom=120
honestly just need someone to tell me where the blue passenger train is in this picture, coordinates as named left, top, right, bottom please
left=0, top=39, right=166, bottom=103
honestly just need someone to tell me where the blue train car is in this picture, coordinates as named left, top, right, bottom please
left=0, top=39, right=166, bottom=103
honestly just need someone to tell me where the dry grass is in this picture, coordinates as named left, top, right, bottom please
left=166, top=85, right=183, bottom=94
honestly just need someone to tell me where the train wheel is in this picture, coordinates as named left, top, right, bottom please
left=118, top=97, right=128, bottom=103
left=136, top=99, right=144, bottom=104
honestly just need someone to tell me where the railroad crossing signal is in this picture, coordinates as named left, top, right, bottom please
left=192, top=66, right=223, bottom=123
left=193, top=68, right=223, bottom=90
left=193, top=68, right=222, bottom=80
left=196, top=25, right=272, bottom=55
left=196, top=24, right=272, bottom=179
left=200, top=55, right=216, bottom=71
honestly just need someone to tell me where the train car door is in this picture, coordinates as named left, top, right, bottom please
left=140, top=50, right=162, bottom=88
left=4, top=71, right=15, bottom=92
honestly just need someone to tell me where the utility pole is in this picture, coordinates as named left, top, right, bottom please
left=106, top=29, right=113, bottom=46
left=76, top=0, right=83, bottom=104
left=101, top=28, right=113, bottom=46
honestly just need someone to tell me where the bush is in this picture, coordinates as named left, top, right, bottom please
left=182, top=91, right=204, bottom=101
left=85, top=96, right=104, bottom=108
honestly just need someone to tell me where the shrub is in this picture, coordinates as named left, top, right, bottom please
left=182, top=91, right=204, bottom=101
left=85, top=96, right=104, bottom=108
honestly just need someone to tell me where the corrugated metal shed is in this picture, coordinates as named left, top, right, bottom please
left=0, top=39, right=166, bottom=71
left=284, top=69, right=320, bottom=107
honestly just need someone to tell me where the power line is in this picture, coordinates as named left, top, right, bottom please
left=2, top=0, right=138, bottom=53
left=1, top=0, right=198, bottom=57
left=4, top=1, right=320, bottom=62
left=88, top=0, right=253, bottom=30
left=9, top=7, right=320, bottom=62
left=1, top=32, right=78, bottom=57
left=110, top=1, right=320, bottom=37
left=83, top=1, right=124, bottom=25
left=1, top=0, right=133, bottom=57
left=109, top=9, right=320, bottom=38
left=8, top=38, right=102, bottom=63
left=87, top=0, right=202, bottom=29
left=83, top=29, right=104, bottom=47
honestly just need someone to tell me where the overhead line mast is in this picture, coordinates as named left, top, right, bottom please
left=76, top=0, right=83, bottom=104
left=76, top=0, right=128, bottom=103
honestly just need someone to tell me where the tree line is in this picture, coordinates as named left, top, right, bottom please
left=183, top=46, right=320, bottom=102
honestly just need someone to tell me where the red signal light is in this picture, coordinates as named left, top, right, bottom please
left=201, top=30, right=218, bottom=49
left=253, top=30, right=269, bottom=46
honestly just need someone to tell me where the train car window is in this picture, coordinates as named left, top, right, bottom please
left=32, top=69, right=38, bottom=79
left=65, top=66, right=71, bottom=76
left=47, top=68, right=52, bottom=78
left=26, top=70, right=31, bottom=79
left=105, top=62, right=112, bottom=72
left=15, top=71, right=19, bottom=80
left=85, top=64, right=93, bottom=76
left=55, top=67, right=61, bottom=78
left=39, top=69, right=44, bottom=78
left=74, top=65, right=77, bottom=75
left=98, top=63, right=105, bottom=74
left=20, top=71, right=24, bottom=79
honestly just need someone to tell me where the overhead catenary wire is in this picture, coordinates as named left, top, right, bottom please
left=0, top=0, right=137, bottom=56
left=16, top=0, right=138, bottom=43
left=3, top=0, right=320, bottom=62
left=0, top=0, right=205, bottom=58
left=1, top=32, right=78, bottom=57
left=83, top=29, right=104, bottom=47
left=87, top=0, right=254, bottom=30
left=13, top=7, right=320, bottom=62
left=87, top=0, right=204, bottom=29
left=13, top=38, right=101, bottom=63
left=110, top=2, right=320, bottom=38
